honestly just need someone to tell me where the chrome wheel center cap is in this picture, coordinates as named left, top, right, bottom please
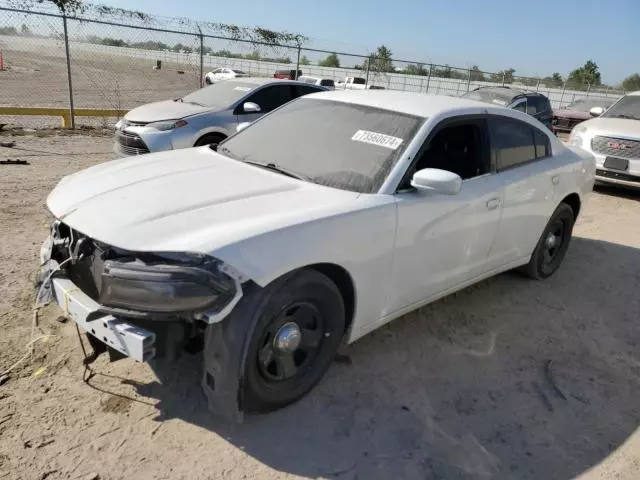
left=545, top=232, right=557, bottom=249
left=274, top=322, right=302, bottom=353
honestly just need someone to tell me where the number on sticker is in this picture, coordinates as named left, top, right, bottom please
left=351, top=130, right=403, bottom=150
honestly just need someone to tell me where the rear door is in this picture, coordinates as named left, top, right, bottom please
left=486, top=116, right=561, bottom=269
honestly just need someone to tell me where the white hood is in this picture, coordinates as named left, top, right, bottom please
left=580, top=117, right=640, bottom=139
left=47, top=148, right=359, bottom=254
left=124, top=100, right=211, bottom=123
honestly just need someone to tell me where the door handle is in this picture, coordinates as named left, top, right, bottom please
left=486, top=198, right=500, bottom=210
left=552, top=175, right=560, bottom=185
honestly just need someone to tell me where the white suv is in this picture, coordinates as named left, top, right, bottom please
left=569, top=91, right=640, bottom=189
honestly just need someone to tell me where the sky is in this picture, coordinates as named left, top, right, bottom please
left=94, top=0, right=638, bottom=84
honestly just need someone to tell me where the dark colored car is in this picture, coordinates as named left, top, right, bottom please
left=552, top=98, right=614, bottom=133
left=274, top=69, right=303, bottom=80
left=461, top=86, right=553, bottom=130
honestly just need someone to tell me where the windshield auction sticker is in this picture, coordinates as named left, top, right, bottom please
left=352, top=130, right=403, bottom=150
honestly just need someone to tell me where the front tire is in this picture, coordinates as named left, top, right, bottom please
left=194, top=133, right=226, bottom=147
left=242, top=269, right=345, bottom=413
left=519, top=203, right=575, bottom=280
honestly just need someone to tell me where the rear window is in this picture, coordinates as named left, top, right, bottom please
left=462, top=88, right=518, bottom=106
left=320, top=79, right=335, bottom=87
left=219, top=98, right=424, bottom=193
left=180, top=80, right=257, bottom=109
left=352, top=77, right=366, bottom=85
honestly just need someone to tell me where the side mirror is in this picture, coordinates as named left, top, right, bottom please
left=236, top=122, right=251, bottom=132
left=590, top=106, right=604, bottom=117
left=243, top=102, right=261, bottom=113
left=411, top=168, right=462, bottom=195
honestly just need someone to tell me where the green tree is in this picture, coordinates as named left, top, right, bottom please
left=567, top=60, right=601, bottom=88
left=405, top=63, right=428, bottom=76
left=551, top=72, right=563, bottom=86
left=490, top=68, right=515, bottom=84
left=621, top=73, right=640, bottom=91
left=300, top=55, right=310, bottom=66
left=469, top=65, right=484, bottom=81
left=319, top=53, right=340, bottom=68
left=244, top=50, right=261, bottom=61
left=362, top=45, right=394, bottom=73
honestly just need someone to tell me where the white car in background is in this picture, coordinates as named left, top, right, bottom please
left=297, top=75, right=335, bottom=90
left=41, top=91, right=594, bottom=420
left=204, top=67, right=249, bottom=85
left=569, top=90, right=640, bottom=189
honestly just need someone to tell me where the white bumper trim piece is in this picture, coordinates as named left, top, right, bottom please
left=52, top=277, right=156, bottom=362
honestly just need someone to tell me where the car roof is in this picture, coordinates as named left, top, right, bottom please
left=227, top=77, right=291, bottom=86
left=628, top=91, right=640, bottom=96
left=305, top=90, right=494, bottom=117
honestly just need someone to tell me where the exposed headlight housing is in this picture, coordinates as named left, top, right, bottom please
left=99, top=258, right=236, bottom=315
left=146, top=119, right=188, bottom=131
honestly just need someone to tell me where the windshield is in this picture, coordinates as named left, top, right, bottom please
left=462, top=88, right=520, bottom=106
left=180, top=80, right=257, bottom=109
left=565, top=98, right=611, bottom=112
left=218, top=98, right=423, bottom=193
left=601, top=95, right=640, bottom=120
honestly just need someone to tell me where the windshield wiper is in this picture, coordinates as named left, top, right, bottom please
left=244, top=161, right=308, bottom=181
left=610, top=114, right=640, bottom=120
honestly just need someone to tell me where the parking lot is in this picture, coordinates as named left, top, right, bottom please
left=0, top=131, right=638, bottom=479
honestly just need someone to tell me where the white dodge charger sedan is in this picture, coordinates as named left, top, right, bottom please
left=40, top=91, right=595, bottom=420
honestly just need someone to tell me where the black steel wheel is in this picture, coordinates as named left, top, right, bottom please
left=242, top=269, right=345, bottom=413
left=519, top=203, right=575, bottom=280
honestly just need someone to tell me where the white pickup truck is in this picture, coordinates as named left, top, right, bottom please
left=335, top=76, right=385, bottom=90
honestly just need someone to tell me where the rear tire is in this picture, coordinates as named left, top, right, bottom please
left=194, top=133, right=226, bottom=147
left=519, top=203, right=575, bottom=280
left=242, top=269, right=345, bottom=413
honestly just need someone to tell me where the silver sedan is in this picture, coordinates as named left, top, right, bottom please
left=114, top=78, right=327, bottom=156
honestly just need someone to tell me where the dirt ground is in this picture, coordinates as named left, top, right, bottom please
left=0, top=132, right=639, bottom=480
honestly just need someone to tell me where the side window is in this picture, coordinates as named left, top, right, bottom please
left=489, top=117, right=536, bottom=170
left=291, top=85, right=321, bottom=99
left=412, top=121, right=488, bottom=181
left=525, top=97, right=539, bottom=115
left=212, top=68, right=223, bottom=74
left=243, top=85, right=293, bottom=113
left=533, top=129, right=551, bottom=158
left=512, top=99, right=526, bottom=113
left=320, top=79, right=335, bottom=87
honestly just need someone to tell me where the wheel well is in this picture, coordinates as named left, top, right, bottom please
left=307, top=263, right=355, bottom=335
left=561, top=193, right=581, bottom=219
left=195, top=132, right=226, bottom=146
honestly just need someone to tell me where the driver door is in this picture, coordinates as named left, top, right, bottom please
left=386, top=117, right=504, bottom=315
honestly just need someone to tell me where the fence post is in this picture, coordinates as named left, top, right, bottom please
left=62, top=13, right=75, bottom=129
left=501, top=71, right=505, bottom=87
left=419, top=76, right=424, bottom=94
left=365, top=57, right=371, bottom=87
left=425, top=64, right=432, bottom=93
left=295, top=46, right=301, bottom=80
left=536, top=78, right=540, bottom=91
left=466, top=67, right=471, bottom=92
left=560, top=82, right=566, bottom=107
left=198, top=26, right=204, bottom=87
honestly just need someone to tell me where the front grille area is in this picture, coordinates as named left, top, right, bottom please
left=591, top=136, right=640, bottom=159
left=596, top=169, right=640, bottom=184
left=115, top=130, right=149, bottom=155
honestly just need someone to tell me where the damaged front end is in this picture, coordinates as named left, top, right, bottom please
left=38, top=220, right=253, bottom=420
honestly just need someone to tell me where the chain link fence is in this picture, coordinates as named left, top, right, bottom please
left=0, top=3, right=626, bottom=128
